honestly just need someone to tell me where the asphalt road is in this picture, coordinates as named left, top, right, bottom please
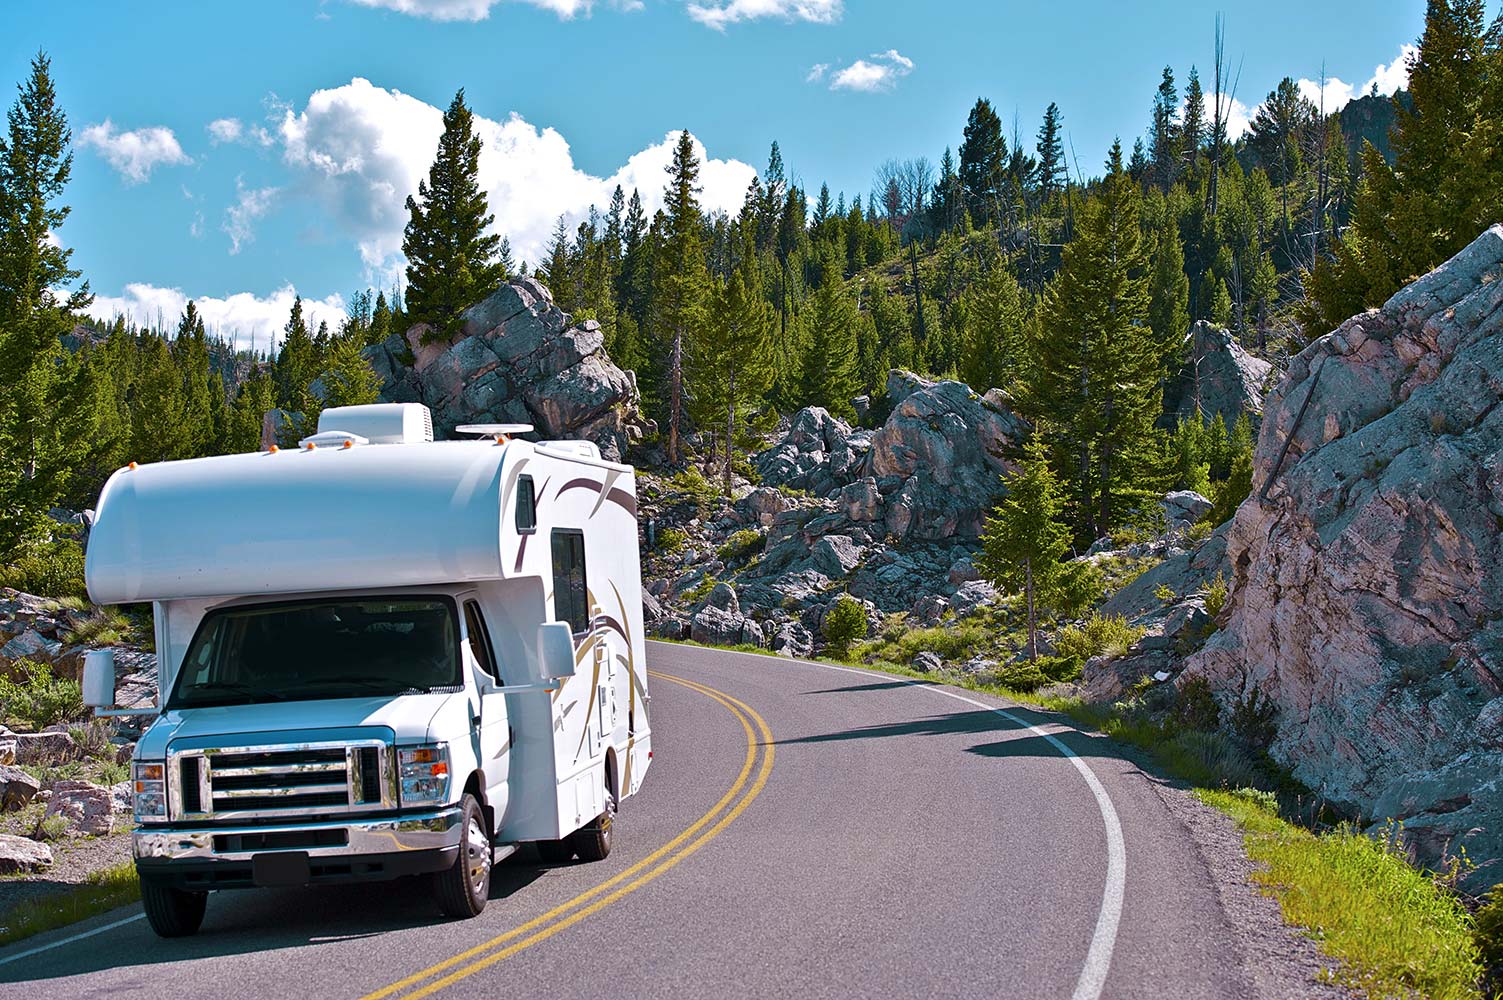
left=0, top=642, right=1285, bottom=999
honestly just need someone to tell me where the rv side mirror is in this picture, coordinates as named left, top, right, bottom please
left=536, top=623, right=578, bottom=683
left=83, top=649, right=116, bottom=709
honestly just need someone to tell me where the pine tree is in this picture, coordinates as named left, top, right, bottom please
left=226, top=368, right=276, bottom=453
left=958, top=98, right=1006, bottom=227
left=173, top=301, right=213, bottom=457
left=321, top=334, right=383, bottom=410
left=1025, top=141, right=1163, bottom=541
left=273, top=296, right=319, bottom=443
left=1035, top=103, right=1066, bottom=199
left=979, top=436, right=1097, bottom=662
left=1301, top=0, right=1500, bottom=334
left=692, top=264, right=774, bottom=491
left=1148, top=212, right=1190, bottom=371
left=958, top=256, right=1026, bottom=393
left=368, top=290, right=392, bottom=347
left=654, top=131, right=710, bottom=465
left=1182, top=69, right=1207, bottom=168
left=401, top=89, right=503, bottom=342
left=1148, top=67, right=1180, bottom=188
left=0, top=52, right=92, bottom=554
left=800, top=251, right=860, bottom=416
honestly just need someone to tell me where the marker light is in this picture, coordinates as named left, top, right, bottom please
left=342, top=439, right=354, bottom=449
left=134, top=761, right=168, bottom=822
left=127, top=461, right=138, bottom=470
left=398, top=743, right=451, bottom=805
left=269, top=445, right=280, bottom=454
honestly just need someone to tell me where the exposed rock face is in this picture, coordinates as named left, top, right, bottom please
left=1183, top=226, right=1503, bottom=885
left=364, top=278, right=648, bottom=460
left=43, top=779, right=127, bottom=836
left=1169, top=321, right=1274, bottom=428
left=752, top=407, right=870, bottom=496
left=0, top=764, right=40, bottom=810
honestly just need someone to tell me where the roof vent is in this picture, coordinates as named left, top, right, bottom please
left=317, top=403, right=434, bottom=444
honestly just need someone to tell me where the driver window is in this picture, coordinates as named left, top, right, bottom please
left=463, top=600, right=500, bottom=682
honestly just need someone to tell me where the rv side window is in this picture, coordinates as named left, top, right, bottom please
left=463, top=600, right=500, bottom=681
left=551, top=529, right=589, bottom=635
left=515, top=476, right=536, bottom=534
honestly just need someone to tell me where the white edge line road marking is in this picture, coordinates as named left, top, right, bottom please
left=662, top=643, right=1127, bottom=1000
left=0, top=912, right=144, bottom=967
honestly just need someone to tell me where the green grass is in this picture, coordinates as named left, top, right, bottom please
left=1200, top=789, right=1484, bottom=1000
left=0, top=861, right=140, bottom=947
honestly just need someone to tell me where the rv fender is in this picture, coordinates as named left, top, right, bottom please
left=603, top=748, right=619, bottom=801
left=462, top=771, right=495, bottom=835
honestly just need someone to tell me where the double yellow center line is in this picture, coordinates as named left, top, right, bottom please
left=360, top=670, right=774, bottom=1000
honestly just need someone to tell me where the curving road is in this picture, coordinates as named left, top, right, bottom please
left=0, top=642, right=1305, bottom=999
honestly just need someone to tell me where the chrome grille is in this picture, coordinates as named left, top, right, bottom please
left=170, top=739, right=392, bottom=821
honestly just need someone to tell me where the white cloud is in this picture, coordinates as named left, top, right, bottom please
left=1296, top=43, right=1418, bottom=112
left=276, top=77, right=755, bottom=273
left=222, top=178, right=279, bottom=255
left=208, top=117, right=243, bottom=144
left=78, top=120, right=191, bottom=184
left=190, top=212, right=205, bottom=239
left=805, top=63, right=828, bottom=83
left=1191, top=92, right=1254, bottom=142
left=84, top=283, right=346, bottom=354
left=345, top=0, right=594, bottom=20
left=687, top=0, right=841, bottom=30
left=829, top=49, right=914, bottom=92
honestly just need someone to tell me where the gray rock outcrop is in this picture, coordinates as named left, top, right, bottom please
left=364, top=278, right=648, bottom=461
left=1182, top=225, right=1503, bottom=886
left=1169, top=321, right=1274, bottom=428
left=0, top=833, right=51, bottom=874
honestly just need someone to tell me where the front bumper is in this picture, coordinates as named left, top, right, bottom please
left=133, top=807, right=463, bottom=890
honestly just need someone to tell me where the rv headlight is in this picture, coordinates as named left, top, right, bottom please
left=398, top=743, right=451, bottom=806
left=133, top=761, right=168, bottom=822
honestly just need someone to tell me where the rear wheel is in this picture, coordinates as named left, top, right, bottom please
left=140, top=878, right=208, bottom=938
left=570, top=781, right=616, bottom=862
left=433, top=794, right=491, bottom=918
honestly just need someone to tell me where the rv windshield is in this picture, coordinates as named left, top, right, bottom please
left=169, top=597, right=462, bottom=709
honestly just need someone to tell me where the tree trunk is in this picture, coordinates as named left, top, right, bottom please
left=668, top=327, right=682, bottom=465
left=724, top=369, right=736, bottom=495
left=1025, top=558, right=1038, bottom=663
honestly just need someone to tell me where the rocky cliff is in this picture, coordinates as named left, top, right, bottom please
left=1184, top=225, right=1503, bottom=885
left=364, top=278, right=649, bottom=460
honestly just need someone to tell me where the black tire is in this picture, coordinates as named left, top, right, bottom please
left=432, top=794, right=491, bottom=919
left=570, top=781, right=616, bottom=862
left=140, top=878, right=208, bottom=938
left=534, top=839, right=575, bottom=864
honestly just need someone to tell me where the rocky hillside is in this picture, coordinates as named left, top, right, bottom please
left=363, top=278, right=650, bottom=460
left=1175, top=225, right=1503, bottom=887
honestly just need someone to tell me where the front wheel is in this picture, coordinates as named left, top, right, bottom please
left=433, top=794, right=491, bottom=918
left=140, top=878, right=208, bottom=938
left=569, top=782, right=616, bottom=862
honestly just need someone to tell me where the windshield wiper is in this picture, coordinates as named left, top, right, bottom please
left=173, top=682, right=286, bottom=706
left=281, top=676, right=430, bottom=696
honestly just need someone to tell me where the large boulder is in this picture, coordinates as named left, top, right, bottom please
left=1182, top=225, right=1503, bottom=887
left=0, top=833, right=51, bottom=874
left=43, top=779, right=122, bottom=836
left=753, top=407, right=869, bottom=495
left=867, top=371, right=1028, bottom=539
left=1169, top=321, right=1274, bottom=428
left=363, top=279, right=648, bottom=461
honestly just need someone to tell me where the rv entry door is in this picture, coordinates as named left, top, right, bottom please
left=463, top=599, right=510, bottom=826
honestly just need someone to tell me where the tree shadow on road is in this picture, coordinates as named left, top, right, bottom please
left=0, top=857, right=550, bottom=983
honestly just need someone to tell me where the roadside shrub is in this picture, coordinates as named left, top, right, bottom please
left=1162, top=730, right=1264, bottom=789
left=995, top=655, right=1082, bottom=693
left=1474, top=883, right=1503, bottom=995
left=656, top=527, right=687, bottom=555
left=1184, top=520, right=1213, bottom=545
left=1053, top=613, right=1144, bottom=663
left=65, top=608, right=132, bottom=647
left=822, top=597, right=867, bottom=659
left=33, top=813, right=69, bottom=842
left=1203, top=573, right=1229, bottom=618
left=68, top=720, right=116, bottom=760
left=684, top=575, right=717, bottom=604
left=0, top=659, right=84, bottom=730
left=717, top=529, right=765, bottom=564
left=0, top=539, right=87, bottom=599
left=669, top=466, right=720, bottom=509
left=1153, top=583, right=1176, bottom=603
left=1172, top=675, right=1221, bottom=732
left=1229, top=686, right=1279, bottom=749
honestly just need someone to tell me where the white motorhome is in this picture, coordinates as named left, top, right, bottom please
left=83, top=403, right=652, bottom=937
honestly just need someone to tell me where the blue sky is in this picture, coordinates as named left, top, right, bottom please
left=3, top=0, right=1430, bottom=349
